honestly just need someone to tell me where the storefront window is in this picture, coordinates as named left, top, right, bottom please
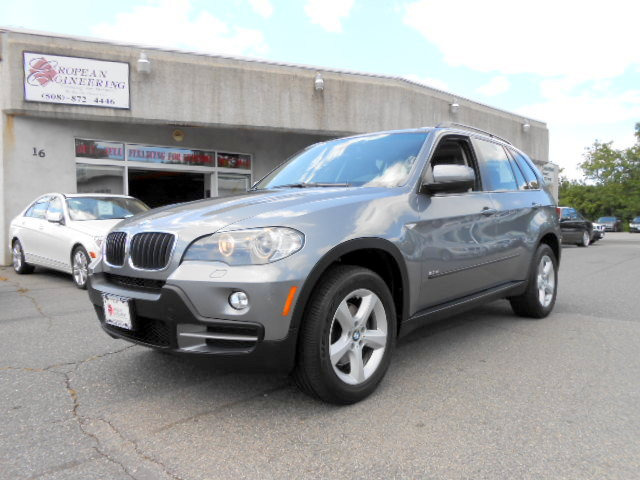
left=218, top=174, right=250, bottom=197
left=217, top=152, right=251, bottom=169
left=77, top=164, right=124, bottom=194
left=75, top=139, right=124, bottom=160
left=126, top=145, right=215, bottom=167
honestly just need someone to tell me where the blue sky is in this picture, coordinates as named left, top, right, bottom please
left=2, top=0, right=639, bottom=178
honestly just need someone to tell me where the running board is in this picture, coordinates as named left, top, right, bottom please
left=400, top=281, right=525, bottom=338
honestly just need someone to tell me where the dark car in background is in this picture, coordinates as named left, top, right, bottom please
left=629, top=216, right=640, bottom=233
left=558, top=207, right=593, bottom=247
left=597, top=216, right=623, bottom=232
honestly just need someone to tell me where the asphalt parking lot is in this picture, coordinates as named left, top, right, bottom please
left=1, top=232, right=640, bottom=480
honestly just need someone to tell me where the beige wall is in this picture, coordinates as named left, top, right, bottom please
left=2, top=30, right=548, bottom=160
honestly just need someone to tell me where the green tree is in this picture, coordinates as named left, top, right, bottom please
left=559, top=123, right=640, bottom=227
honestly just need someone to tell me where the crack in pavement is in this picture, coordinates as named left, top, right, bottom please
left=62, top=369, right=188, bottom=480
left=24, top=457, right=100, bottom=480
left=0, top=365, right=136, bottom=480
left=0, top=272, right=91, bottom=330
left=0, top=344, right=136, bottom=373
left=154, top=383, right=290, bottom=434
left=46, top=344, right=137, bottom=372
left=95, top=416, right=187, bottom=480
left=63, top=370, right=138, bottom=480
left=1, top=344, right=149, bottom=479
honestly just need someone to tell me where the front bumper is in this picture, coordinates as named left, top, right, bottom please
left=88, top=273, right=299, bottom=372
left=630, top=225, right=640, bottom=232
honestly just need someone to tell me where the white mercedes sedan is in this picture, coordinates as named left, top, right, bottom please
left=9, top=193, right=149, bottom=289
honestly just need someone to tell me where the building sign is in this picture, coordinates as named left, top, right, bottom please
left=217, top=152, right=251, bottom=169
left=23, top=52, right=130, bottom=109
left=75, top=139, right=125, bottom=160
left=126, top=145, right=215, bottom=166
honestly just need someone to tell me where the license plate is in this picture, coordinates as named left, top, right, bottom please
left=103, top=294, right=133, bottom=330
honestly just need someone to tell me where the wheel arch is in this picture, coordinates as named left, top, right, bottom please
left=290, top=238, right=410, bottom=340
left=539, top=231, right=561, bottom=264
left=70, top=242, right=90, bottom=265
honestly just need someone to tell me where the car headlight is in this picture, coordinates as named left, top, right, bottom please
left=183, top=227, right=304, bottom=265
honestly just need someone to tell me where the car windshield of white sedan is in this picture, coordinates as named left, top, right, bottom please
left=255, top=132, right=427, bottom=189
left=66, top=197, right=149, bottom=221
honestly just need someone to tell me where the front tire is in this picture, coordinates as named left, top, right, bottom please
left=293, top=265, right=397, bottom=404
left=12, top=240, right=35, bottom=274
left=509, top=244, right=558, bottom=318
left=578, top=230, right=590, bottom=247
left=72, top=247, right=90, bottom=290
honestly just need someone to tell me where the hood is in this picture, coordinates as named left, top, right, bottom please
left=69, top=219, right=124, bottom=237
left=114, top=187, right=394, bottom=240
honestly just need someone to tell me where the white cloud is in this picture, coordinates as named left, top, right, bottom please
left=518, top=86, right=640, bottom=178
left=403, top=1, right=640, bottom=180
left=403, top=74, right=449, bottom=92
left=476, top=76, right=510, bottom=96
left=91, top=0, right=268, bottom=56
left=403, top=0, right=640, bottom=80
left=304, top=0, right=355, bottom=33
left=248, top=0, right=274, bottom=18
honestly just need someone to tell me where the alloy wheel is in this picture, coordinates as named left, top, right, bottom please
left=328, top=288, right=388, bottom=385
left=583, top=231, right=590, bottom=246
left=536, top=255, right=555, bottom=308
left=12, top=243, right=23, bottom=271
left=73, top=250, right=88, bottom=287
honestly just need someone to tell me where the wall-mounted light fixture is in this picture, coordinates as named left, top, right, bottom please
left=522, top=122, right=531, bottom=133
left=172, top=129, right=185, bottom=142
left=450, top=102, right=460, bottom=114
left=314, top=73, right=324, bottom=91
left=137, top=52, right=151, bottom=74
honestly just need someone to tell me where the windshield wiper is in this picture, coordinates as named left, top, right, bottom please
left=272, top=182, right=351, bottom=189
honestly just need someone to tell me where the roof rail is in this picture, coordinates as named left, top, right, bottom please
left=434, top=122, right=512, bottom=145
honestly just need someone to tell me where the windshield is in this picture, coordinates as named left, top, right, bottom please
left=66, top=197, right=149, bottom=221
left=597, top=217, right=616, bottom=222
left=632, top=217, right=640, bottom=223
left=255, top=132, right=427, bottom=189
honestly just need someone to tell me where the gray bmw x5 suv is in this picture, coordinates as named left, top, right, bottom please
left=88, top=125, right=561, bottom=404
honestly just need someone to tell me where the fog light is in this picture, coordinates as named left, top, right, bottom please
left=229, top=291, right=249, bottom=310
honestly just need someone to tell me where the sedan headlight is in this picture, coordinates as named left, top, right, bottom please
left=183, top=227, right=304, bottom=265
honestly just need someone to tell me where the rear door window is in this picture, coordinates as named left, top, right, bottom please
left=25, top=197, right=50, bottom=219
left=473, top=139, right=517, bottom=191
left=508, top=156, right=528, bottom=190
left=509, top=148, right=540, bottom=189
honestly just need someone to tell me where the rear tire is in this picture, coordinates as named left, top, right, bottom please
left=12, top=240, right=35, bottom=275
left=509, top=243, right=558, bottom=318
left=292, top=265, right=396, bottom=404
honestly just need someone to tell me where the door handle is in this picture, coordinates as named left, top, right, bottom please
left=481, top=207, right=497, bottom=216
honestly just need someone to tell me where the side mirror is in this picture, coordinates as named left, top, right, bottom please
left=422, top=164, right=475, bottom=194
left=46, top=211, right=64, bottom=224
